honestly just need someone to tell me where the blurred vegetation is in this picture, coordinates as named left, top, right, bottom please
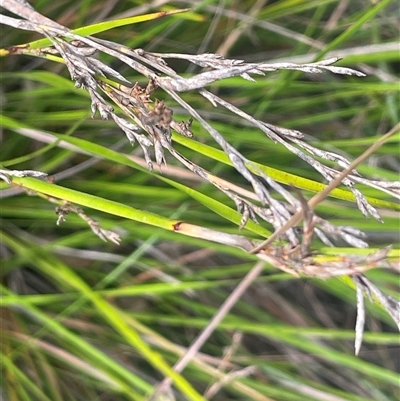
left=0, top=1, right=399, bottom=400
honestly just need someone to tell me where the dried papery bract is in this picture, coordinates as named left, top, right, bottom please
left=0, top=169, right=48, bottom=184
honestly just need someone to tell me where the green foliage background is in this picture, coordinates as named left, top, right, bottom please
left=1, top=1, right=399, bottom=400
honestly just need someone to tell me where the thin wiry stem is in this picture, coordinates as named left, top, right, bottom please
left=149, top=261, right=266, bottom=401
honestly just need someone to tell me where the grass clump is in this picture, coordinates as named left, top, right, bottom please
left=1, top=1, right=399, bottom=400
